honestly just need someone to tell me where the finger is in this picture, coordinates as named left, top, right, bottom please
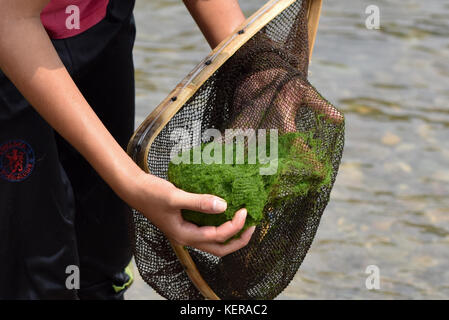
left=290, top=136, right=327, bottom=180
left=194, top=226, right=256, bottom=257
left=179, top=208, right=248, bottom=244
left=302, top=82, right=344, bottom=124
left=212, top=208, right=248, bottom=242
left=170, top=189, right=227, bottom=214
left=229, top=70, right=281, bottom=131
left=258, top=75, right=302, bottom=133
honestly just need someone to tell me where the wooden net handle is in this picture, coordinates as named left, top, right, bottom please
left=307, top=0, right=322, bottom=62
left=170, top=242, right=220, bottom=300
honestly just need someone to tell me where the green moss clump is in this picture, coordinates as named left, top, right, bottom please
left=167, top=132, right=332, bottom=230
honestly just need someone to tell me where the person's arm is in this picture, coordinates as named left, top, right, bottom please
left=183, top=0, right=246, bottom=48
left=0, top=0, right=254, bottom=257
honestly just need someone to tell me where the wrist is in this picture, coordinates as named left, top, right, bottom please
left=113, top=162, right=148, bottom=206
left=119, top=167, right=175, bottom=213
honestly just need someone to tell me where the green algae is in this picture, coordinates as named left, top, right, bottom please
left=167, top=131, right=333, bottom=229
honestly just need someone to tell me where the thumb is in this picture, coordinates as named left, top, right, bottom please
left=171, top=189, right=228, bottom=214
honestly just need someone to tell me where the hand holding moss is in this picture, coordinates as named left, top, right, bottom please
left=129, top=172, right=255, bottom=257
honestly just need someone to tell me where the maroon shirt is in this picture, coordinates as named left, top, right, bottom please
left=40, top=0, right=109, bottom=39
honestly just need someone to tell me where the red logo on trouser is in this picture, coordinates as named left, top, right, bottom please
left=0, top=140, right=35, bottom=182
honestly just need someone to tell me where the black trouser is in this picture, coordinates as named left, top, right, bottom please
left=0, top=0, right=136, bottom=299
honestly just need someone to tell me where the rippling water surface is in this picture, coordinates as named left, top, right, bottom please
left=126, top=0, right=449, bottom=299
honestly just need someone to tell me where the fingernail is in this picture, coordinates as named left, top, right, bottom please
left=213, top=198, right=227, bottom=212
left=240, top=208, right=247, bottom=220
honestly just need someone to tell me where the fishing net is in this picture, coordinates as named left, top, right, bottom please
left=129, top=0, right=344, bottom=300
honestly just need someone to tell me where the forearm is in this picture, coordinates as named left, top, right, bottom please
left=0, top=6, right=146, bottom=205
left=183, top=0, right=245, bottom=48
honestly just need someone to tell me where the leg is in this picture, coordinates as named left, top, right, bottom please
left=0, top=75, right=80, bottom=299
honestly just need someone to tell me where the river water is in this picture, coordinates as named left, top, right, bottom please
left=126, top=0, right=449, bottom=299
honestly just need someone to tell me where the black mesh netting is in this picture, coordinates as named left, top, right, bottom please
left=131, top=0, right=345, bottom=300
